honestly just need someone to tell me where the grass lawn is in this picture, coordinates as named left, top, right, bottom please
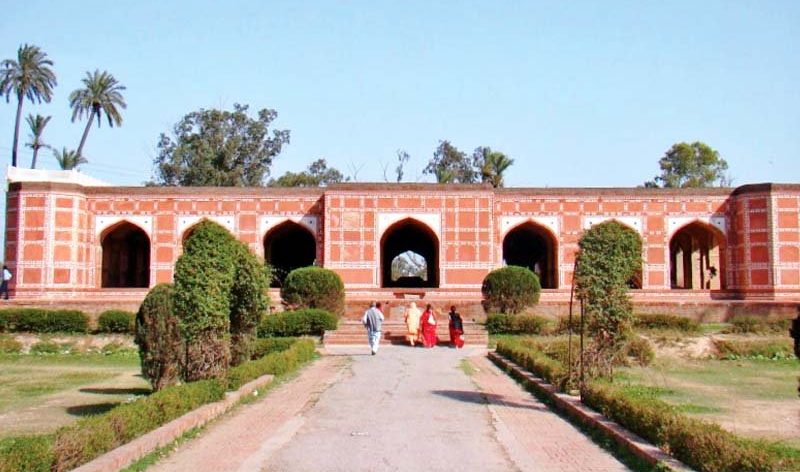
left=0, top=352, right=148, bottom=438
left=615, top=357, right=800, bottom=447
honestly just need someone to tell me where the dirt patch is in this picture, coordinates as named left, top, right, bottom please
left=645, top=334, right=716, bottom=359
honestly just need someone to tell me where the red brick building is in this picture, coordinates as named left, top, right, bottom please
left=4, top=170, right=799, bottom=317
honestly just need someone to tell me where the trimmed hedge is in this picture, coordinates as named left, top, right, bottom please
left=496, top=338, right=571, bottom=390
left=258, top=309, right=338, bottom=337
left=0, top=309, right=88, bottom=333
left=582, top=381, right=778, bottom=472
left=726, top=315, right=791, bottom=335
left=280, top=267, right=345, bottom=316
left=97, top=310, right=135, bottom=334
left=135, top=283, right=182, bottom=391
left=0, top=435, right=54, bottom=472
left=712, top=337, right=795, bottom=360
left=633, top=314, right=700, bottom=333
left=251, top=337, right=298, bottom=359
left=481, top=266, right=541, bottom=314
left=486, top=314, right=549, bottom=335
left=229, top=245, right=270, bottom=366
left=227, top=338, right=316, bottom=390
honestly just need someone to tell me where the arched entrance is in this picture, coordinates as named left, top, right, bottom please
left=381, top=219, right=439, bottom=288
left=502, top=222, right=558, bottom=288
left=264, top=221, right=316, bottom=287
left=670, top=221, right=725, bottom=290
left=101, top=221, right=150, bottom=288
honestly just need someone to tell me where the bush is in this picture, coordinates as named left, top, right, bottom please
left=496, top=338, right=571, bottom=391
left=97, top=310, right=135, bottom=334
left=0, top=435, right=54, bottom=472
left=712, top=337, right=795, bottom=360
left=485, top=313, right=548, bottom=335
left=280, top=267, right=345, bottom=316
left=29, top=341, right=61, bottom=355
left=227, top=338, right=316, bottom=390
left=229, top=244, right=270, bottom=366
left=634, top=314, right=700, bottom=333
left=0, top=335, right=22, bottom=354
left=620, top=336, right=655, bottom=366
left=727, top=315, right=791, bottom=335
left=251, top=337, right=298, bottom=359
left=0, top=308, right=88, bottom=333
left=135, top=284, right=182, bottom=391
left=258, top=309, right=338, bottom=337
left=553, top=315, right=583, bottom=335
left=481, top=266, right=541, bottom=314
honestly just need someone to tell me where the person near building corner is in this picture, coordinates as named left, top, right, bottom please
left=448, top=305, right=465, bottom=349
left=0, top=265, right=12, bottom=300
left=419, top=304, right=438, bottom=348
left=362, top=301, right=384, bottom=355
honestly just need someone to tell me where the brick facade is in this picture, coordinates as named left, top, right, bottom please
left=5, top=180, right=800, bottom=308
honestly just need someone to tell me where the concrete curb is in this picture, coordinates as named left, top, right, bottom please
left=488, top=351, right=692, bottom=472
left=72, top=374, right=275, bottom=472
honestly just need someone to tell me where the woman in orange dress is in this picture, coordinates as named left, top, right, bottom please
left=419, top=304, right=438, bottom=348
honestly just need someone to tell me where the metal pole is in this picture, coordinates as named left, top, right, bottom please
left=579, top=296, right=585, bottom=393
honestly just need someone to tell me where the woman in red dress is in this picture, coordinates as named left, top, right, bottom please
left=448, top=305, right=465, bottom=349
left=419, top=304, right=438, bottom=348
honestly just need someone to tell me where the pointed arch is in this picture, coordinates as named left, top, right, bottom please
left=101, top=220, right=150, bottom=288
left=263, top=220, right=317, bottom=287
left=380, top=218, right=439, bottom=288
left=670, top=220, right=726, bottom=290
left=502, top=220, right=559, bottom=288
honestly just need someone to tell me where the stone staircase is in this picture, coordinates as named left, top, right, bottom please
left=323, top=320, right=489, bottom=347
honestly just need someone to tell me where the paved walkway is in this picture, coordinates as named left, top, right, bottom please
left=150, top=345, right=628, bottom=472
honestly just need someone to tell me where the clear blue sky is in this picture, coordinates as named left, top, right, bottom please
left=1, top=1, right=798, bottom=187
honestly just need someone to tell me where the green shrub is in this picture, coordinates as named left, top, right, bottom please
left=481, top=266, right=541, bottom=314
left=0, top=435, right=54, bottom=472
left=621, top=336, right=655, bottom=366
left=280, top=267, right=345, bottom=316
left=634, top=313, right=700, bottom=333
left=553, top=315, right=583, bottom=335
left=485, top=313, right=548, bottom=334
left=227, top=338, right=316, bottom=390
left=229, top=244, right=270, bottom=366
left=52, top=379, right=225, bottom=471
left=496, top=338, right=571, bottom=391
left=29, top=341, right=61, bottom=355
left=251, top=337, right=298, bottom=359
left=174, top=221, right=239, bottom=381
left=0, top=308, right=88, bottom=333
left=258, top=309, right=338, bottom=337
left=727, top=315, right=791, bottom=334
left=713, top=338, right=795, bottom=360
left=97, top=310, right=135, bottom=334
left=135, top=283, right=183, bottom=391
left=0, top=335, right=22, bottom=354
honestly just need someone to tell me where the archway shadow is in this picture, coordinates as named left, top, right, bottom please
left=431, top=389, right=546, bottom=411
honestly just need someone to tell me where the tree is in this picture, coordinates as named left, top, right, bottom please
left=25, top=114, right=51, bottom=169
left=395, top=149, right=410, bottom=182
left=52, top=147, right=87, bottom=170
left=69, top=69, right=126, bottom=159
left=424, top=140, right=477, bottom=183
left=229, top=243, right=269, bottom=366
left=473, top=146, right=514, bottom=188
left=645, top=141, right=729, bottom=188
left=0, top=44, right=57, bottom=167
left=153, top=104, right=290, bottom=186
left=135, top=283, right=182, bottom=391
left=269, top=158, right=346, bottom=187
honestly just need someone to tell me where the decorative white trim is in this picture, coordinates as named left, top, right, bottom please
left=377, top=212, right=441, bottom=238
left=583, top=216, right=642, bottom=235
left=667, top=216, right=727, bottom=238
left=178, top=215, right=235, bottom=236
left=501, top=215, right=559, bottom=237
left=261, top=215, right=317, bottom=238
left=96, top=215, right=153, bottom=238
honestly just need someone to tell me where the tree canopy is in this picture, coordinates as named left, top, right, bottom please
left=69, top=69, right=126, bottom=159
left=473, top=146, right=514, bottom=188
left=645, top=141, right=729, bottom=188
left=269, top=158, right=347, bottom=187
left=424, top=141, right=514, bottom=185
left=153, top=104, right=290, bottom=186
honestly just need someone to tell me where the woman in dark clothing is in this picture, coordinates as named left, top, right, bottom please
left=448, top=305, right=464, bottom=349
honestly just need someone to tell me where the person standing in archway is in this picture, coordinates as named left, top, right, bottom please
left=448, top=306, right=464, bottom=349
left=419, top=304, right=438, bottom=348
left=362, top=302, right=384, bottom=355
left=404, top=302, right=421, bottom=346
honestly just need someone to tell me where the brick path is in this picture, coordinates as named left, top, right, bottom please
left=148, top=346, right=628, bottom=471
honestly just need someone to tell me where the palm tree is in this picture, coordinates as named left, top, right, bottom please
left=52, top=147, right=86, bottom=170
left=69, top=70, right=126, bottom=158
left=475, top=147, right=514, bottom=188
left=25, top=114, right=51, bottom=169
left=0, top=44, right=57, bottom=167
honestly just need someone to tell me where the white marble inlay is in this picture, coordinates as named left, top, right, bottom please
left=95, top=215, right=153, bottom=237
left=261, top=215, right=317, bottom=237
left=501, top=216, right=559, bottom=237
left=377, top=212, right=441, bottom=238
left=667, top=216, right=726, bottom=237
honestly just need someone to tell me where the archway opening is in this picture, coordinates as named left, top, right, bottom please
left=101, top=222, right=150, bottom=288
left=670, top=222, right=725, bottom=290
left=264, top=221, right=316, bottom=287
left=502, top=222, right=558, bottom=288
left=381, top=219, right=439, bottom=288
